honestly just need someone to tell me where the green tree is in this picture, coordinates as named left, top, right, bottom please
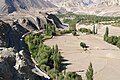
left=69, top=19, right=77, bottom=31
left=117, top=40, right=120, bottom=48
left=104, top=27, right=109, bottom=41
left=92, top=25, right=96, bottom=34
left=95, top=28, right=98, bottom=34
left=72, top=31, right=77, bottom=36
left=106, top=36, right=118, bottom=45
left=86, top=62, right=94, bottom=80
left=64, top=72, right=82, bottom=80
left=55, top=44, right=59, bottom=53
left=80, top=42, right=88, bottom=51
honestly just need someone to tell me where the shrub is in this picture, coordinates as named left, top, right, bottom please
left=80, top=42, right=88, bottom=51
left=92, top=25, right=96, bottom=34
left=106, top=36, right=118, bottom=45
left=79, top=28, right=92, bottom=34
left=64, top=72, right=82, bottom=80
left=86, top=62, right=93, bottom=80
left=117, top=40, right=120, bottom=48
left=60, top=30, right=72, bottom=34
left=72, top=31, right=77, bottom=36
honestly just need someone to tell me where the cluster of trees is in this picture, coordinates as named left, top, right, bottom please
left=25, top=33, right=61, bottom=79
left=58, top=72, right=82, bottom=80
left=104, top=27, right=120, bottom=48
left=45, top=22, right=77, bottom=36
left=79, top=26, right=97, bottom=35
left=75, top=15, right=118, bottom=24
left=45, top=24, right=56, bottom=36
left=58, top=12, right=120, bottom=25
left=79, top=28, right=92, bottom=34
left=25, top=33, right=83, bottom=79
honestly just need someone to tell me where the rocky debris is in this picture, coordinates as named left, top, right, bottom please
left=46, top=13, right=68, bottom=28
left=0, top=48, right=48, bottom=80
left=0, top=20, right=11, bottom=47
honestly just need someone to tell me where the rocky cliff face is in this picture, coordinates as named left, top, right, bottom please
left=0, top=14, right=49, bottom=80
left=0, top=20, right=10, bottom=47
left=0, top=12, right=66, bottom=80
left=0, top=48, right=47, bottom=80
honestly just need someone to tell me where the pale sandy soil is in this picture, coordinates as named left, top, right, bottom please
left=44, top=25, right=120, bottom=80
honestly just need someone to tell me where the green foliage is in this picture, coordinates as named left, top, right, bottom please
left=63, top=19, right=71, bottom=23
left=86, top=62, right=94, bottom=80
left=48, top=69, right=57, bottom=79
left=79, top=28, right=92, bottom=34
left=117, top=40, right=120, bottom=48
left=92, top=25, right=96, bottom=34
left=103, top=27, right=120, bottom=48
left=25, top=33, right=61, bottom=79
left=57, top=12, right=120, bottom=26
left=106, top=36, right=118, bottom=45
left=58, top=72, right=82, bottom=80
left=63, top=18, right=77, bottom=31
left=53, top=45, right=61, bottom=73
left=104, top=27, right=109, bottom=41
left=60, top=30, right=72, bottom=34
left=69, top=20, right=77, bottom=31
left=80, top=42, right=88, bottom=51
left=72, top=31, right=77, bottom=36
left=80, top=42, right=86, bottom=48
left=45, top=24, right=56, bottom=36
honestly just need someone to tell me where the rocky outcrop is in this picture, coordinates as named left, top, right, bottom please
left=0, top=15, right=47, bottom=50
left=46, top=13, right=68, bottom=28
left=0, top=20, right=10, bottom=47
left=0, top=12, right=65, bottom=80
left=0, top=17, right=44, bottom=79
left=0, top=48, right=48, bottom=80
left=0, top=18, right=50, bottom=80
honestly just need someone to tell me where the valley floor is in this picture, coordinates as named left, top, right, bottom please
left=44, top=25, right=120, bottom=80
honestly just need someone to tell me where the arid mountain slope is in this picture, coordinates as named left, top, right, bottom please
left=0, top=0, right=56, bottom=13
left=49, top=0, right=120, bottom=7
left=49, top=0, right=120, bottom=16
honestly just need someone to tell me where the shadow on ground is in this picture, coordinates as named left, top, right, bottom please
left=60, top=56, right=72, bottom=72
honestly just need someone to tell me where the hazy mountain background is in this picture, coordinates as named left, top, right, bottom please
left=1, top=0, right=120, bottom=16
left=49, top=0, right=120, bottom=7
left=0, top=0, right=56, bottom=13
left=49, top=0, right=120, bottom=16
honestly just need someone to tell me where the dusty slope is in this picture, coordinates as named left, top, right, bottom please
left=44, top=25, right=120, bottom=80
left=0, top=0, right=56, bottom=13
